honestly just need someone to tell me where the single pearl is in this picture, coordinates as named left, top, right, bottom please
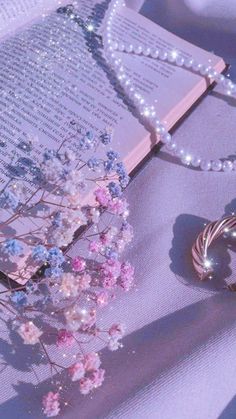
left=166, top=141, right=177, bottom=152
left=222, top=160, right=233, bottom=172
left=156, top=127, right=166, bottom=136
left=161, top=133, right=172, bottom=144
left=211, top=159, right=222, bottom=172
left=223, top=79, right=232, bottom=89
left=192, top=62, right=202, bottom=72
left=200, top=159, right=212, bottom=171
left=175, top=147, right=185, bottom=158
left=112, top=41, right=118, bottom=50
left=154, top=119, right=161, bottom=126
left=143, top=47, right=151, bottom=56
left=200, top=65, right=208, bottom=76
left=118, top=43, right=125, bottom=51
left=176, top=56, right=185, bottom=66
left=134, top=45, right=142, bottom=55
left=184, top=58, right=194, bottom=68
left=231, top=84, right=236, bottom=93
left=159, top=50, right=168, bottom=60
left=167, top=52, right=176, bottom=63
left=191, top=156, right=202, bottom=168
left=181, top=153, right=192, bottom=165
left=114, top=59, right=121, bottom=67
left=215, top=74, right=225, bottom=84
left=151, top=49, right=159, bottom=58
left=125, top=44, right=133, bottom=53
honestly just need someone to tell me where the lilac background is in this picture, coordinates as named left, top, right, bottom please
left=1, top=1, right=236, bottom=418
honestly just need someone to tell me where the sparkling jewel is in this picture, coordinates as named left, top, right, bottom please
left=103, top=0, right=236, bottom=172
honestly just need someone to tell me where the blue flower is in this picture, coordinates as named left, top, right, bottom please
left=104, top=160, right=116, bottom=174
left=32, top=245, right=48, bottom=262
left=26, top=280, right=38, bottom=293
left=116, top=162, right=126, bottom=176
left=3, top=239, right=23, bottom=256
left=87, top=157, right=100, bottom=170
left=105, top=248, right=118, bottom=259
left=52, top=212, right=62, bottom=228
left=86, top=131, right=94, bottom=141
left=119, top=174, right=130, bottom=188
left=2, top=190, right=19, bottom=210
left=45, top=266, right=63, bottom=279
left=116, top=162, right=130, bottom=187
left=78, top=131, right=96, bottom=150
left=47, top=247, right=65, bottom=266
left=10, top=291, right=27, bottom=307
left=107, top=150, right=119, bottom=161
left=43, top=149, right=57, bottom=161
left=108, top=182, right=122, bottom=198
left=100, top=130, right=112, bottom=145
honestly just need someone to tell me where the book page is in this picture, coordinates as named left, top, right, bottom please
left=0, top=2, right=224, bottom=282
left=0, top=0, right=69, bottom=39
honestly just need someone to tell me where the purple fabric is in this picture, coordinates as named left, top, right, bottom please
left=1, top=1, right=236, bottom=418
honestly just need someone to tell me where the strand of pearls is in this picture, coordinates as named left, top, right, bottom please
left=103, top=0, right=236, bottom=172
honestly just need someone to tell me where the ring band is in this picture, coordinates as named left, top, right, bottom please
left=192, top=215, right=236, bottom=289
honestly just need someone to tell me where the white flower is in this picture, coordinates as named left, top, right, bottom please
left=18, top=321, right=42, bottom=345
left=49, top=227, right=75, bottom=247
left=78, top=273, right=91, bottom=290
left=10, top=181, right=27, bottom=200
left=90, top=208, right=100, bottom=224
left=64, top=149, right=76, bottom=162
left=60, top=273, right=79, bottom=297
left=41, top=158, right=63, bottom=182
left=108, top=337, right=122, bottom=351
left=63, top=180, right=78, bottom=196
left=65, top=306, right=96, bottom=331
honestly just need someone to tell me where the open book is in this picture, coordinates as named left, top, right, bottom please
left=0, top=0, right=225, bottom=284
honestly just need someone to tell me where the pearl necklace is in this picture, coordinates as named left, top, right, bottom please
left=103, top=0, right=236, bottom=172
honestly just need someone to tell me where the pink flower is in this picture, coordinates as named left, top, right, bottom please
left=79, top=377, right=94, bottom=395
left=101, top=259, right=121, bottom=280
left=100, top=227, right=117, bottom=245
left=89, top=240, right=100, bottom=253
left=83, top=352, right=101, bottom=371
left=79, top=273, right=91, bottom=290
left=107, top=198, right=129, bottom=216
left=42, top=391, right=60, bottom=417
left=56, top=329, right=74, bottom=347
left=120, top=223, right=133, bottom=243
left=96, top=291, right=109, bottom=307
left=119, top=262, right=134, bottom=291
left=121, top=261, right=134, bottom=276
left=99, top=232, right=110, bottom=245
left=108, top=323, right=125, bottom=339
left=102, top=275, right=117, bottom=289
left=68, top=361, right=85, bottom=382
left=120, top=276, right=134, bottom=291
left=101, top=259, right=121, bottom=289
left=72, top=257, right=86, bottom=272
left=91, top=368, right=105, bottom=388
left=94, top=188, right=111, bottom=207
left=18, top=321, right=42, bottom=345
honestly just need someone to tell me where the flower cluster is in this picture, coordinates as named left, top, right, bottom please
left=0, top=126, right=134, bottom=417
left=68, top=352, right=105, bottom=394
